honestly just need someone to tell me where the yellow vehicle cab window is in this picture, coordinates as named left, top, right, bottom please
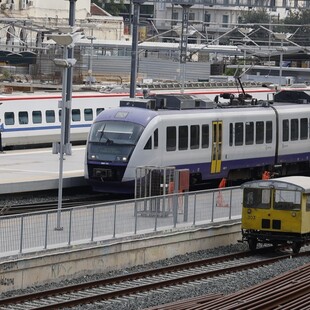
left=274, top=190, right=301, bottom=211
left=243, top=188, right=270, bottom=209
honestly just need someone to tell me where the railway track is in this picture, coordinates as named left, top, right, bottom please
left=0, top=248, right=304, bottom=309
left=145, top=254, right=310, bottom=310
left=0, top=192, right=114, bottom=215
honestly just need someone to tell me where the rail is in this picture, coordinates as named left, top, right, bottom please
left=0, top=186, right=243, bottom=257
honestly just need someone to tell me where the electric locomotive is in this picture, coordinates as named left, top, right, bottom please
left=85, top=90, right=310, bottom=195
left=241, top=176, right=310, bottom=253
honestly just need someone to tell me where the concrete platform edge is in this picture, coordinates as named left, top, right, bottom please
left=0, top=221, right=241, bottom=293
left=0, top=177, right=88, bottom=194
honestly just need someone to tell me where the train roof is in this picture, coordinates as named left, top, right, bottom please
left=274, top=90, right=310, bottom=104
left=241, top=176, right=310, bottom=193
left=95, top=107, right=159, bottom=127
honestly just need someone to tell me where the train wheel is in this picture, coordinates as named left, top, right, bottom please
left=292, top=242, right=302, bottom=254
left=248, top=238, right=257, bottom=252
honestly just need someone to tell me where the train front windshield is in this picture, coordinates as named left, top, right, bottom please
left=87, top=120, right=144, bottom=162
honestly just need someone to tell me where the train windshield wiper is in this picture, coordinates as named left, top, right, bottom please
left=98, top=124, right=114, bottom=144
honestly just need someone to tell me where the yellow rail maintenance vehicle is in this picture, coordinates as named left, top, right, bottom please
left=241, top=176, right=310, bottom=253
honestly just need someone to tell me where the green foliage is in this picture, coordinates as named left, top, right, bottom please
left=92, top=0, right=126, bottom=16
left=239, top=8, right=270, bottom=24
left=283, top=9, right=310, bottom=46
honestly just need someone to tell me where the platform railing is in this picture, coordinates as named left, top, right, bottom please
left=0, top=186, right=243, bottom=257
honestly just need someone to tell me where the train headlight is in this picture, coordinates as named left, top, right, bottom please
left=247, top=209, right=252, bottom=214
left=291, top=212, right=296, bottom=217
left=116, top=156, right=128, bottom=162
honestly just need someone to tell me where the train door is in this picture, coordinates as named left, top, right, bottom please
left=211, top=121, right=223, bottom=174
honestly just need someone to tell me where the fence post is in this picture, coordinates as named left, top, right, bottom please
left=193, top=193, right=196, bottom=226
left=19, top=216, right=24, bottom=254
left=68, top=209, right=72, bottom=245
left=113, top=204, right=117, bottom=238
left=44, top=213, right=48, bottom=249
left=229, top=189, right=233, bottom=219
left=211, top=191, right=215, bottom=222
left=91, top=207, right=95, bottom=242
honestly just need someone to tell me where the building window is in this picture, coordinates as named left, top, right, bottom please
left=204, top=13, right=211, bottom=27
left=222, top=15, right=229, bottom=28
left=189, top=12, right=195, bottom=21
left=172, top=12, right=178, bottom=25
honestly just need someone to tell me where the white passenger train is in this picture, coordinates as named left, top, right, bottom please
left=0, top=81, right=305, bottom=149
left=85, top=89, right=310, bottom=194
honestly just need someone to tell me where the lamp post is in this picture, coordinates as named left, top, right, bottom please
left=86, top=34, right=96, bottom=88
left=50, top=33, right=77, bottom=230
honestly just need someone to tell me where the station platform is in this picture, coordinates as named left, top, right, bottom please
left=0, top=146, right=87, bottom=195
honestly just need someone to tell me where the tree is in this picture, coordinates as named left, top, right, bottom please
left=92, top=0, right=126, bottom=16
left=283, top=9, right=310, bottom=46
left=237, top=9, right=271, bottom=46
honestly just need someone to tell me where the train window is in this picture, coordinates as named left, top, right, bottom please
left=282, top=119, right=289, bottom=142
left=84, top=108, right=93, bottom=121
left=144, top=137, right=152, bottom=150
left=4, top=112, right=14, bottom=125
left=154, top=129, right=158, bottom=149
left=266, top=121, right=272, bottom=143
left=166, top=126, right=176, bottom=151
left=235, top=122, right=243, bottom=146
left=202, top=124, right=209, bottom=148
left=179, top=126, right=188, bottom=150
left=274, top=190, right=301, bottom=211
left=72, top=109, right=81, bottom=122
left=306, top=195, right=310, bottom=211
left=256, top=121, right=264, bottom=144
left=229, top=123, right=233, bottom=146
left=46, top=110, right=55, bottom=123
left=96, top=108, right=104, bottom=115
left=300, top=118, right=308, bottom=140
left=245, top=122, right=254, bottom=145
left=19, top=111, right=28, bottom=124
left=190, top=125, right=199, bottom=149
left=32, top=111, right=42, bottom=124
left=59, top=110, right=62, bottom=122
left=290, top=119, right=298, bottom=141
left=243, top=188, right=270, bottom=209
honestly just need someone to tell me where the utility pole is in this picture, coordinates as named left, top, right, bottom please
left=64, top=0, right=77, bottom=148
left=130, top=0, right=144, bottom=98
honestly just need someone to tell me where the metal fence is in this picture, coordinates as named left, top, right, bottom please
left=0, top=187, right=243, bottom=258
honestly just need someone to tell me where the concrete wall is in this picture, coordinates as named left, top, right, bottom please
left=0, top=220, right=241, bottom=293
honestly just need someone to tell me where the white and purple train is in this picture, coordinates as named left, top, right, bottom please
left=0, top=84, right=276, bottom=149
left=85, top=89, right=310, bottom=194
